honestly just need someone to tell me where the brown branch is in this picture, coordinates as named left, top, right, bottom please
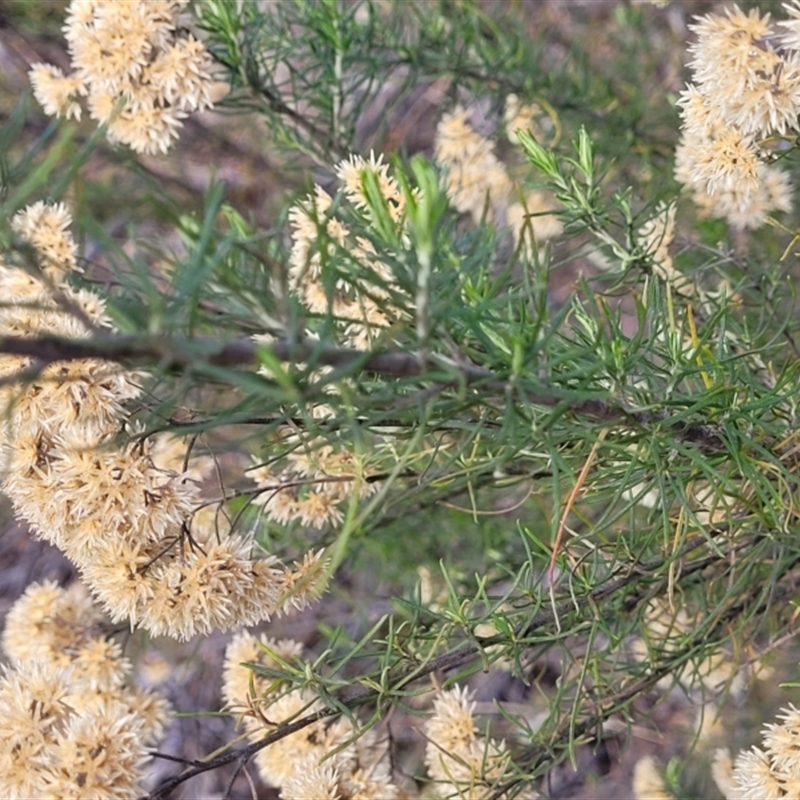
left=0, top=333, right=424, bottom=374
left=0, top=332, right=728, bottom=451
left=142, top=704, right=342, bottom=800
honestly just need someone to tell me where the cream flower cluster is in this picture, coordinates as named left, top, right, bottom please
left=423, top=686, right=538, bottom=799
left=2, top=201, right=328, bottom=640
left=248, top=438, right=379, bottom=530
left=0, top=580, right=169, bottom=799
left=675, top=3, right=799, bottom=229
left=224, top=634, right=542, bottom=799
left=222, top=631, right=401, bottom=799
left=288, top=153, right=411, bottom=350
left=29, top=0, right=216, bottom=155
left=636, top=202, right=696, bottom=297
left=434, top=104, right=562, bottom=254
left=256, top=159, right=391, bottom=524
left=713, top=705, right=800, bottom=798
left=12, top=201, right=80, bottom=282
left=632, top=756, right=674, bottom=800
left=289, top=137, right=560, bottom=352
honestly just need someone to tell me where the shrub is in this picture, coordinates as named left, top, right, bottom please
left=2, top=1, right=800, bottom=797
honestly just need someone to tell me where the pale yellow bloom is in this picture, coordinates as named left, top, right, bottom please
left=106, top=103, right=186, bottom=155
left=690, top=125, right=761, bottom=196
left=780, top=0, right=800, bottom=49
left=222, top=635, right=400, bottom=798
left=676, top=4, right=799, bottom=228
left=2, top=580, right=101, bottom=668
left=11, top=200, right=79, bottom=281
left=254, top=688, right=357, bottom=787
left=436, top=104, right=562, bottom=255
left=222, top=631, right=304, bottom=726
left=287, top=159, right=409, bottom=352
left=435, top=106, right=512, bottom=224
left=145, top=37, right=214, bottom=111
left=504, top=94, right=549, bottom=144
left=689, top=2, right=800, bottom=137
left=31, top=0, right=215, bottom=155
left=72, top=638, right=130, bottom=692
left=1, top=203, right=328, bottom=640
left=0, top=661, right=76, bottom=799
left=712, top=749, right=746, bottom=800
left=732, top=747, right=784, bottom=799
left=141, top=532, right=285, bottom=640
left=633, top=756, right=673, bottom=800
left=281, top=756, right=342, bottom=800
left=28, top=63, right=86, bottom=121
left=249, top=437, right=381, bottom=530
left=336, top=151, right=405, bottom=223
left=638, top=203, right=693, bottom=297
left=0, top=583, right=170, bottom=800
left=41, top=698, right=150, bottom=798
left=674, top=132, right=792, bottom=229
left=277, top=549, right=329, bottom=612
left=424, top=686, right=538, bottom=799
left=425, top=685, right=477, bottom=754
left=724, top=51, right=800, bottom=137
left=689, top=6, right=774, bottom=89
left=762, top=705, right=800, bottom=773
left=676, top=84, right=724, bottom=138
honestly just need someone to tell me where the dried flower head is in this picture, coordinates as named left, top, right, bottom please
left=0, top=584, right=170, bottom=799
left=504, top=94, right=551, bottom=145
left=0, top=661, right=77, bottom=799
left=675, top=4, right=798, bottom=228
left=2, top=580, right=101, bottom=668
left=249, top=441, right=379, bottom=531
left=336, top=151, right=406, bottom=223
left=28, top=63, right=86, bottom=121
left=280, top=755, right=342, bottom=800
left=674, top=131, right=792, bottom=229
left=435, top=104, right=562, bottom=252
left=11, top=201, right=79, bottom=281
left=222, top=636, right=400, bottom=798
left=731, top=747, right=784, bottom=798
left=633, top=756, right=673, bottom=800
left=781, top=0, right=800, bottom=49
left=222, top=631, right=304, bottom=725
left=287, top=158, right=409, bottom=350
left=424, top=686, right=538, bottom=799
left=425, top=685, right=477, bottom=755
left=689, top=6, right=775, bottom=90
left=435, top=105, right=513, bottom=225
left=0, top=203, right=328, bottom=640
left=637, top=203, right=694, bottom=297
left=30, top=0, right=216, bottom=155
left=254, top=687, right=357, bottom=787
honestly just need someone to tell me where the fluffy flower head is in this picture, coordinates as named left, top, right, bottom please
left=30, top=0, right=215, bottom=154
